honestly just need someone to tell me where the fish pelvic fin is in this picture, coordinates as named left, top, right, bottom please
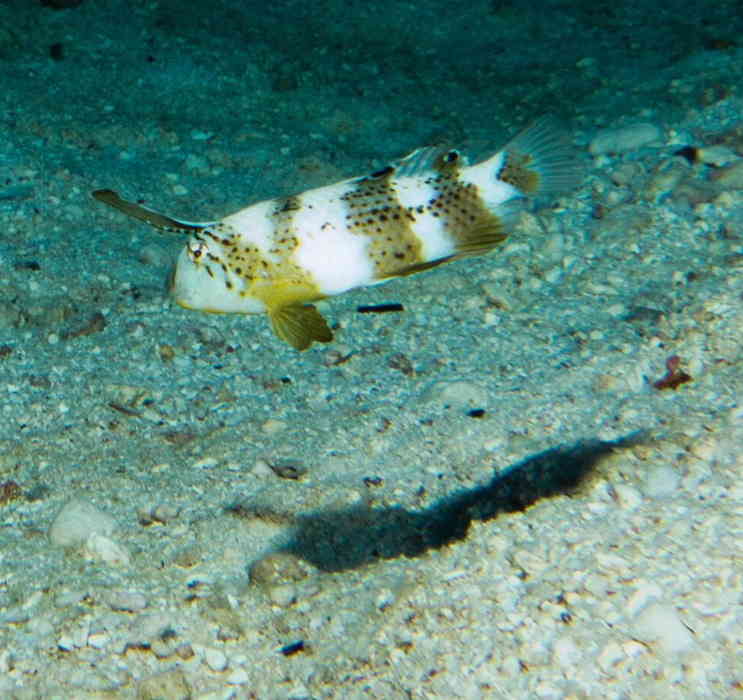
left=252, top=279, right=332, bottom=350
left=92, top=189, right=214, bottom=233
left=269, top=304, right=333, bottom=350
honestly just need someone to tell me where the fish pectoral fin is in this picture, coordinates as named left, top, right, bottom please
left=268, top=303, right=333, bottom=351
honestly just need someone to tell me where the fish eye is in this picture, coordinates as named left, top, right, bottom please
left=187, top=240, right=208, bottom=264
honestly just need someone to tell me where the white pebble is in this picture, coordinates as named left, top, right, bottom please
left=633, top=602, right=695, bottom=654
left=423, top=379, right=488, bottom=409
left=713, top=160, right=743, bottom=189
left=626, top=582, right=663, bottom=616
left=106, top=590, right=148, bottom=612
left=192, top=456, right=218, bottom=470
left=696, top=144, right=738, bottom=167
left=597, top=640, right=624, bottom=671
left=57, top=634, right=75, bottom=652
left=227, top=668, right=249, bottom=685
left=261, top=418, right=287, bottom=434
left=613, top=483, right=642, bottom=510
left=128, top=613, right=173, bottom=644
left=643, top=465, right=680, bottom=498
left=49, top=499, right=116, bottom=547
left=54, top=590, right=87, bottom=607
left=552, top=637, right=581, bottom=667
left=204, top=647, right=228, bottom=672
left=0, top=649, right=11, bottom=674
left=152, top=504, right=180, bottom=522
left=88, top=633, right=109, bottom=649
left=268, top=583, right=297, bottom=607
left=590, top=123, right=662, bottom=155
left=137, top=244, right=169, bottom=268
left=83, top=533, right=131, bottom=566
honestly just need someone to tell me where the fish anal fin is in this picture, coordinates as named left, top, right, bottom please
left=269, top=303, right=333, bottom=350
left=452, top=216, right=511, bottom=257
left=378, top=255, right=456, bottom=279
left=379, top=216, right=511, bottom=280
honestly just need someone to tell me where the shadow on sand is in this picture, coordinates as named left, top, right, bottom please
left=280, top=432, right=643, bottom=572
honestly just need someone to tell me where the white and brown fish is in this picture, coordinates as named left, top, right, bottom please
left=93, top=117, right=579, bottom=350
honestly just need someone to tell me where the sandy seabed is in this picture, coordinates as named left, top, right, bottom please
left=0, top=1, right=741, bottom=698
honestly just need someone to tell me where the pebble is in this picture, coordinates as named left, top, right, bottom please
left=632, top=602, right=695, bottom=654
left=88, top=633, right=109, bottom=649
left=251, top=458, right=275, bottom=477
left=422, top=379, right=488, bottom=410
left=609, top=161, right=645, bottom=186
left=227, top=668, right=249, bottom=685
left=552, top=637, right=581, bottom=667
left=49, top=498, right=116, bottom=547
left=589, top=123, right=662, bottom=155
left=137, top=669, right=191, bottom=700
left=150, top=637, right=177, bottom=659
left=249, top=552, right=308, bottom=585
left=626, top=582, right=663, bottom=616
left=642, top=464, right=680, bottom=498
left=136, top=244, right=169, bottom=268
left=192, top=456, right=218, bottom=470
left=204, top=647, right=228, bottom=672
left=261, top=418, right=287, bottom=434
left=612, top=483, right=642, bottom=510
left=126, top=613, right=174, bottom=648
left=106, top=590, right=148, bottom=612
left=138, top=503, right=180, bottom=525
left=54, top=590, right=87, bottom=607
left=268, top=583, right=297, bottom=607
left=597, top=640, right=624, bottom=671
left=0, top=649, right=12, bottom=674
left=695, top=144, right=738, bottom=167
left=83, top=533, right=131, bottom=566
left=711, top=160, right=743, bottom=189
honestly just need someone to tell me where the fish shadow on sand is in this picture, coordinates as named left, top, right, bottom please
left=281, top=432, right=644, bottom=572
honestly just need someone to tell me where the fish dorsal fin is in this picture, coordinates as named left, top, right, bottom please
left=393, top=145, right=467, bottom=178
left=92, top=189, right=215, bottom=233
left=269, top=304, right=333, bottom=350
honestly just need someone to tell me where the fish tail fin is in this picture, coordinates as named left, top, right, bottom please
left=442, top=117, right=579, bottom=260
left=496, top=116, right=581, bottom=200
left=92, top=189, right=214, bottom=233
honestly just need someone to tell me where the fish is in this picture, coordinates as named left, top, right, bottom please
left=92, top=117, right=579, bottom=350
